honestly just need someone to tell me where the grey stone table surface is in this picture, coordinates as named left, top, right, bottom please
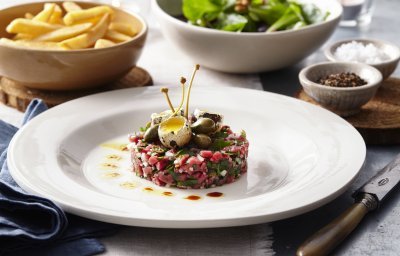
left=261, top=0, right=400, bottom=254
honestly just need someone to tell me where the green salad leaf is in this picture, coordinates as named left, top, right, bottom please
left=267, top=2, right=306, bottom=32
left=216, top=13, right=248, bottom=31
left=249, top=2, right=287, bottom=26
left=301, top=3, right=330, bottom=24
left=183, top=0, right=223, bottom=27
left=181, top=0, right=328, bottom=33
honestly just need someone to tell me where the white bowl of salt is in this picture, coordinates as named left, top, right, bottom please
left=325, top=38, right=400, bottom=80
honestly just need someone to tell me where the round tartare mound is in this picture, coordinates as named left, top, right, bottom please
left=128, top=126, right=249, bottom=189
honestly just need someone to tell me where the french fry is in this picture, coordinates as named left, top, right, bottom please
left=6, top=18, right=61, bottom=36
left=60, top=13, right=110, bottom=49
left=16, top=13, right=36, bottom=39
left=0, top=37, right=67, bottom=50
left=62, top=1, right=82, bottom=13
left=61, top=3, right=105, bottom=25
left=35, top=23, right=92, bottom=42
left=3, top=2, right=139, bottom=50
left=58, top=33, right=88, bottom=49
left=13, top=33, right=34, bottom=40
left=108, top=22, right=137, bottom=37
left=94, top=38, right=115, bottom=48
left=105, top=29, right=131, bottom=42
left=48, top=4, right=64, bottom=24
left=63, top=6, right=113, bottom=25
left=24, top=12, right=34, bottom=19
left=71, top=16, right=101, bottom=26
left=33, top=3, right=56, bottom=22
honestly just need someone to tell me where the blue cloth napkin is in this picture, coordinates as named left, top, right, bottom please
left=0, top=99, right=117, bottom=255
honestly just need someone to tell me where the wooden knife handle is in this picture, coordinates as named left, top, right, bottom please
left=296, top=193, right=378, bottom=256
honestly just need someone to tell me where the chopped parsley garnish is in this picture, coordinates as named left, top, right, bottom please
left=175, top=148, right=195, bottom=156
left=240, top=130, right=247, bottom=139
left=177, top=179, right=198, bottom=187
left=139, top=122, right=151, bottom=132
left=167, top=168, right=179, bottom=181
left=213, top=130, right=229, bottom=139
left=210, top=138, right=232, bottom=151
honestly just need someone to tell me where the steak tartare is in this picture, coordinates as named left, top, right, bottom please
left=128, top=64, right=249, bottom=189
left=129, top=125, right=249, bottom=189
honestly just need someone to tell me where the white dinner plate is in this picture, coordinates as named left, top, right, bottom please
left=8, top=86, right=365, bottom=228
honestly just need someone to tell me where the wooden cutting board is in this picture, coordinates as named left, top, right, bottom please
left=0, top=66, right=153, bottom=112
left=296, top=77, right=400, bottom=145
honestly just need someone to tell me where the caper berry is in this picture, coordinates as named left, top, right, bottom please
left=144, top=124, right=159, bottom=142
left=191, top=118, right=216, bottom=134
left=193, top=134, right=212, bottom=148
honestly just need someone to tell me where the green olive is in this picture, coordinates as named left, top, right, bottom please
left=193, top=134, right=212, bottom=149
left=144, top=124, right=159, bottom=142
left=191, top=118, right=216, bottom=134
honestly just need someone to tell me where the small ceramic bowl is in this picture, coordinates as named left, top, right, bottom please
left=0, top=1, right=147, bottom=91
left=324, top=38, right=400, bottom=80
left=299, top=62, right=383, bottom=117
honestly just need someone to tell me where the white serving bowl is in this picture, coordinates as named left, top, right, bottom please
left=299, top=62, right=382, bottom=117
left=324, top=38, right=400, bottom=80
left=153, top=0, right=342, bottom=73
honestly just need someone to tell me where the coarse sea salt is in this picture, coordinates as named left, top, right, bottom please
left=334, top=41, right=390, bottom=64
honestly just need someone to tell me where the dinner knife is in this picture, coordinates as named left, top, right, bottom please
left=297, top=154, right=400, bottom=256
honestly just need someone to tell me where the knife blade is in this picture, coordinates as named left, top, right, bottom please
left=297, top=154, right=400, bottom=256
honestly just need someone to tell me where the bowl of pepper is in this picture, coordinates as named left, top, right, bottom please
left=299, top=62, right=382, bottom=117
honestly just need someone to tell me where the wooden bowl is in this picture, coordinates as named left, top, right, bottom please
left=0, top=1, right=147, bottom=91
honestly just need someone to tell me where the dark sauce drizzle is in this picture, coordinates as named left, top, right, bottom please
left=206, top=192, right=223, bottom=198
left=185, top=195, right=201, bottom=201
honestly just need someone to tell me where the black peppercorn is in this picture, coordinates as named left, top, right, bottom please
left=317, top=72, right=367, bottom=87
